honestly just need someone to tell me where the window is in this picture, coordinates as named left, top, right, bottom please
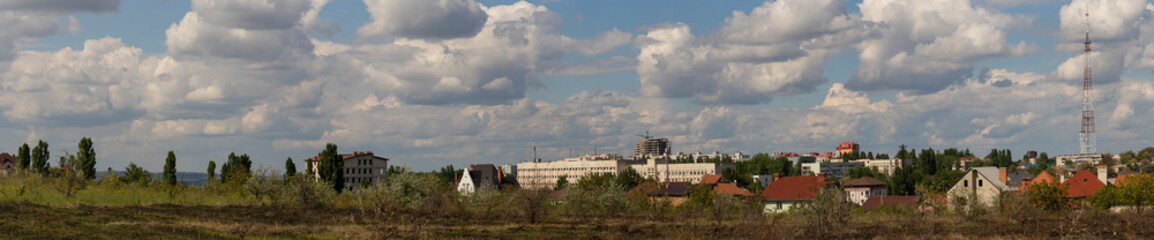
left=979, top=180, right=983, bottom=187
left=964, top=180, right=968, bottom=187
left=776, top=202, right=783, bottom=209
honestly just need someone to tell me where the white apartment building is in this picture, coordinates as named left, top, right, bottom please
left=861, top=158, right=912, bottom=175
left=516, top=154, right=736, bottom=189
left=629, top=158, right=735, bottom=183
left=801, top=161, right=864, bottom=178
left=305, top=151, right=389, bottom=190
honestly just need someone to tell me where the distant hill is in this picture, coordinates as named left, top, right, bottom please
left=96, top=171, right=211, bottom=186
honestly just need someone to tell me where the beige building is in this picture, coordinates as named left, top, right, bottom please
left=861, top=158, right=911, bottom=175
left=629, top=158, right=735, bottom=183
left=947, top=167, right=1017, bottom=208
left=305, top=151, right=390, bottom=190
left=517, top=153, right=736, bottom=189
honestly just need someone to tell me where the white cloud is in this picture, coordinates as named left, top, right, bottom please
left=164, top=12, right=315, bottom=61
left=0, top=0, right=120, bottom=14
left=355, top=0, right=488, bottom=41
left=191, top=0, right=311, bottom=30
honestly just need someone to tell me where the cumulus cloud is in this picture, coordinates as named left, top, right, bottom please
left=0, top=0, right=120, bottom=14
left=1052, top=0, right=1154, bottom=85
left=191, top=0, right=312, bottom=30
left=846, top=0, right=1036, bottom=94
left=165, top=12, right=314, bottom=61
left=355, top=0, right=488, bottom=41
left=637, top=0, right=869, bottom=105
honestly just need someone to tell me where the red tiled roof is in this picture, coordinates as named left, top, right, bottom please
left=1060, top=170, right=1104, bottom=198
left=843, top=177, right=885, bottom=188
left=760, top=176, right=827, bottom=201
left=861, top=196, right=918, bottom=210
left=713, top=183, right=754, bottom=197
left=700, top=174, right=724, bottom=185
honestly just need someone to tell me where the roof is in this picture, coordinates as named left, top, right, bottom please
left=700, top=174, right=725, bottom=185
left=713, top=183, right=754, bottom=197
left=843, top=177, right=885, bottom=188
left=861, top=196, right=918, bottom=210
left=760, top=176, right=828, bottom=201
left=971, top=167, right=1013, bottom=190
left=1005, top=171, right=1032, bottom=186
left=631, top=182, right=691, bottom=197
left=0, top=153, right=12, bottom=165
left=1061, top=170, right=1104, bottom=198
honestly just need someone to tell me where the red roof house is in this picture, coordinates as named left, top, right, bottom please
left=700, top=174, right=726, bottom=185
left=760, top=176, right=828, bottom=201
left=714, top=183, right=755, bottom=197
left=1060, top=170, right=1105, bottom=198
left=861, top=196, right=918, bottom=210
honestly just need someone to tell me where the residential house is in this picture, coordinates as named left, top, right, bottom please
left=843, top=177, right=886, bottom=206
left=861, top=196, right=918, bottom=211
left=305, top=151, right=389, bottom=190
left=698, top=174, right=754, bottom=198
left=1018, top=171, right=1059, bottom=193
left=456, top=164, right=516, bottom=195
left=0, top=153, right=13, bottom=175
left=630, top=181, right=691, bottom=206
left=1060, top=169, right=1105, bottom=199
left=761, top=174, right=830, bottom=214
left=947, top=167, right=1017, bottom=208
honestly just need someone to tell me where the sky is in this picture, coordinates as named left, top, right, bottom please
left=2, top=0, right=1154, bottom=172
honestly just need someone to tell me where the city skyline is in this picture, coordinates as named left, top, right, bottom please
left=1, top=0, right=1154, bottom=172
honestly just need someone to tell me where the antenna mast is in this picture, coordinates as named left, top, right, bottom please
left=1079, top=5, right=1098, bottom=155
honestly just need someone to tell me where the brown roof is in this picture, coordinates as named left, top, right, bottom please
left=1061, top=170, right=1104, bottom=198
left=861, top=196, right=918, bottom=210
left=631, top=182, right=691, bottom=197
left=760, top=176, right=828, bottom=201
left=700, top=174, right=725, bottom=185
left=843, top=177, right=885, bottom=188
left=713, top=183, right=754, bottom=197
left=0, top=153, right=12, bottom=165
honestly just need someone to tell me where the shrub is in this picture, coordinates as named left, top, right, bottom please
left=244, top=168, right=284, bottom=205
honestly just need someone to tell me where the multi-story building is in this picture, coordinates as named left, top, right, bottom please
left=801, top=161, right=863, bottom=178
left=634, top=137, right=671, bottom=158
left=516, top=154, right=633, bottom=189
left=836, top=142, right=860, bottom=155
left=861, top=158, right=912, bottom=175
left=629, top=158, right=735, bottom=183
left=305, top=151, right=389, bottom=190
left=843, top=177, right=887, bottom=206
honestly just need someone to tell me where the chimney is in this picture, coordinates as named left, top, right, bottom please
left=1097, top=164, right=1108, bottom=184
left=497, top=166, right=504, bottom=184
left=999, top=168, right=1007, bottom=185
left=1059, top=173, right=1066, bottom=184
left=773, top=173, right=780, bottom=181
left=469, top=165, right=475, bottom=171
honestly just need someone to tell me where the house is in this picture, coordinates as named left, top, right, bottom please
left=305, top=151, right=389, bottom=190
left=947, top=167, right=1017, bottom=208
left=843, top=177, right=886, bottom=206
left=861, top=196, right=918, bottom=211
left=1018, top=171, right=1058, bottom=193
left=700, top=174, right=725, bottom=185
left=761, top=174, right=829, bottom=214
left=456, top=164, right=517, bottom=195
left=0, top=153, right=14, bottom=175
left=1060, top=169, right=1105, bottom=199
left=630, top=182, right=691, bottom=206
left=697, top=174, right=754, bottom=197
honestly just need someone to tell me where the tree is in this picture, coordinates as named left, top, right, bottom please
left=555, top=175, right=569, bottom=190
left=220, top=152, right=253, bottom=184
left=31, top=140, right=50, bottom=174
left=77, top=137, right=96, bottom=179
left=163, top=151, right=177, bottom=186
left=207, top=160, right=216, bottom=181
left=615, top=167, right=644, bottom=190
left=17, top=143, right=30, bottom=170
left=285, top=157, right=297, bottom=180
left=317, top=143, right=344, bottom=192
left=888, top=166, right=923, bottom=196
left=1026, top=181, right=1070, bottom=211
left=437, top=165, right=458, bottom=186
left=122, top=162, right=151, bottom=185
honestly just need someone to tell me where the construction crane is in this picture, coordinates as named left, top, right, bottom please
left=635, top=131, right=653, bottom=139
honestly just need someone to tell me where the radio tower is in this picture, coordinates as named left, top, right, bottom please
left=1079, top=6, right=1098, bottom=155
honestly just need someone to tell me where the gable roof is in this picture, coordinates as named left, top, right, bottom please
left=700, top=174, right=725, bottom=185
left=631, top=182, right=691, bottom=197
left=760, top=176, right=827, bottom=201
left=971, top=167, right=1013, bottom=190
left=843, top=177, right=885, bottom=188
left=861, top=196, right=918, bottom=210
left=713, top=183, right=754, bottom=197
left=1032, top=171, right=1058, bottom=184
left=1061, top=170, right=1104, bottom=198
left=1005, top=171, right=1032, bottom=186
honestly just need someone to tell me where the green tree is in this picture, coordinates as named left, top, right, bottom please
left=31, top=140, right=50, bottom=174
left=122, top=162, right=151, bottom=185
left=555, top=175, right=569, bottom=190
left=437, top=165, right=458, bottom=186
left=17, top=143, right=30, bottom=170
left=887, top=166, right=923, bottom=196
left=317, top=143, right=344, bottom=192
left=77, top=137, right=96, bottom=179
left=1026, top=181, right=1070, bottom=211
left=207, top=160, right=216, bottom=181
left=163, top=151, right=177, bottom=186
left=220, top=152, right=253, bottom=184
left=305, top=158, right=314, bottom=176
left=285, top=157, right=297, bottom=178
left=615, top=167, right=644, bottom=190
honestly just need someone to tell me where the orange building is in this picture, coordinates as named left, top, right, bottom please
left=836, top=142, right=860, bottom=155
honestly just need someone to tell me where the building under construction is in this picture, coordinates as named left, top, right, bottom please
left=634, top=137, right=671, bottom=159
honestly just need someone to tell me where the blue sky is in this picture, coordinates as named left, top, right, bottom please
left=2, top=0, right=1154, bottom=172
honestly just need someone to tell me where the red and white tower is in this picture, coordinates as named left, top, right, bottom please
left=1079, top=7, right=1098, bottom=155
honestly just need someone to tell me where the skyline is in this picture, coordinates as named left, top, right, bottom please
left=1, top=0, right=1154, bottom=172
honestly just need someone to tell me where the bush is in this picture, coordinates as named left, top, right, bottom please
left=799, top=188, right=852, bottom=238
left=244, top=168, right=284, bottom=205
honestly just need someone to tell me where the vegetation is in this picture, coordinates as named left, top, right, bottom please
left=77, top=137, right=97, bottom=179
left=163, top=151, right=178, bottom=186
left=316, top=143, right=344, bottom=192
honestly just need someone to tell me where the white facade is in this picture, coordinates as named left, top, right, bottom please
left=861, top=158, right=911, bottom=175
left=516, top=154, right=632, bottom=189
left=801, top=161, right=864, bottom=178
left=629, top=158, right=735, bottom=183
left=457, top=171, right=476, bottom=194
left=947, top=167, right=1016, bottom=208
left=845, top=186, right=886, bottom=206
left=306, top=151, right=389, bottom=190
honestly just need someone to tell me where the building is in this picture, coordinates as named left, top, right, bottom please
left=836, top=142, right=860, bottom=155
left=801, top=161, right=863, bottom=178
left=861, top=196, right=918, bottom=211
left=1054, top=154, right=1102, bottom=165
left=634, top=137, right=671, bottom=158
left=861, top=158, right=911, bottom=175
left=456, top=164, right=517, bottom=195
left=1060, top=169, right=1105, bottom=199
left=0, top=153, right=14, bottom=175
left=843, top=177, right=887, bottom=206
left=1018, top=171, right=1058, bottom=193
left=630, top=182, right=691, bottom=206
left=305, top=151, right=389, bottom=190
left=516, top=154, right=632, bottom=189
left=629, top=158, right=735, bottom=183
left=751, top=174, right=774, bottom=188
left=947, top=167, right=1017, bottom=208
left=761, top=174, right=829, bottom=214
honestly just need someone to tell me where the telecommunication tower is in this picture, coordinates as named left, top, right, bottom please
left=1079, top=6, right=1098, bottom=155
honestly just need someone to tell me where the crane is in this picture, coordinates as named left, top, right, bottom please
left=635, top=131, right=653, bottom=139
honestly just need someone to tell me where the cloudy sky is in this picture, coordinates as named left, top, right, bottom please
left=2, top=0, right=1154, bottom=172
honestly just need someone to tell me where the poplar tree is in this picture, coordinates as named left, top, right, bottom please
left=163, top=151, right=177, bottom=186
left=78, top=137, right=96, bottom=179
left=317, top=143, right=344, bottom=192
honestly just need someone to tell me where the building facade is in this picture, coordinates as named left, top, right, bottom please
left=629, top=158, right=735, bottom=183
left=801, top=161, right=864, bottom=178
left=305, top=151, right=390, bottom=190
left=516, top=154, right=633, bottom=189
left=843, top=177, right=887, bottom=206
left=861, top=158, right=912, bottom=175
left=0, top=153, right=13, bottom=175
left=634, top=138, right=671, bottom=158
left=947, top=167, right=1016, bottom=208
